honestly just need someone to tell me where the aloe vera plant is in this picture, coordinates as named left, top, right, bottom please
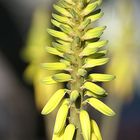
left=41, top=0, right=115, bottom=139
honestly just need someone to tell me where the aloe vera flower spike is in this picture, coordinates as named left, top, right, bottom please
left=42, top=0, right=115, bottom=140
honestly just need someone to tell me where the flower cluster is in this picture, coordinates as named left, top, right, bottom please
left=41, top=0, right=115, bottom=140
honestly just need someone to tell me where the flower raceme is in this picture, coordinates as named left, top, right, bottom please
left=41, top=0, right=115, bottom=140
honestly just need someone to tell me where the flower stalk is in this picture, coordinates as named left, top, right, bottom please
left=41, top=0, right=115, bottom=140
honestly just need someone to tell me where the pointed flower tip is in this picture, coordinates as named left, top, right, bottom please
left=47, top=28, right=51, bottom=33
left=112, top=111, right=116, bottom=116
left=113, top=75, right=116, bottom=80
left=41, top=109, right=47, bottom=115
left=102, top=26, right=107, bottom=30
left=86, top=98, right=115, bottom=117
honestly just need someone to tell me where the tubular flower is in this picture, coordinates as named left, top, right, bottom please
left=42, top=0, right=115, bottom=139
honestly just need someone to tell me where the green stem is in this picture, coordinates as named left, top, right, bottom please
left=66, top=1, right=85, bottom=139
left=69, top=47, right=84, bottom=139
left=70, top=106, right=83, bottom=140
